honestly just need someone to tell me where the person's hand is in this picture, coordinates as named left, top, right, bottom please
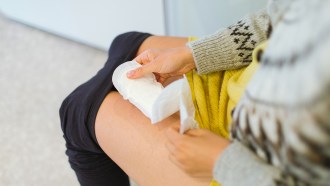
left=165, top=126, right=229, bottom=180
left=126, top=46, right=195, bottom=83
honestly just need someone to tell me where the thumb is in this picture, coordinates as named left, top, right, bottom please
left=165, top=125, right=181, bottom=143
left=126, top=63, right=154, bottom=79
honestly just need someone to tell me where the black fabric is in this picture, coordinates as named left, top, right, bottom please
left=59, top=32, right=152, bottom=186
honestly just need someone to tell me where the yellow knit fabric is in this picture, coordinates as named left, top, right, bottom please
left=186, top=37, right=267, bottom=186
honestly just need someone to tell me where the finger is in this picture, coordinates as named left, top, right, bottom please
left=165, top=141, right=176, bottom=154
left=154, top=73, right=161, bottom=82
left=133, top=51, right=147, bottom=65
left=158, top=74, right=172, bottom=84
left=165, top=138, right=183, bottom=168
left=185, top=128, right=200, bottom=136
left=126, top=63, right=155, bottom=79
left=165, top=125, right=181, bottom=144
left=133, top=50, right=153, bottom=65
left=168, top=153, right=184, bottom=170
left=133, top=58, right=148, bottom=66
left=158, top=76, right=166, bottom=84
left=171, top=125, right=181, bottom=132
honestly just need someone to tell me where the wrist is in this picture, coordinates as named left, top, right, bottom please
left=182, top=45, right=196, bottom=71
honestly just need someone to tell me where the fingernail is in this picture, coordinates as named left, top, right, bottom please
left=126, top=70, right=135, bottom=78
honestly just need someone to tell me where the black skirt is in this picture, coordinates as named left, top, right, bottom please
left=59, top=32, right=151, bottom=186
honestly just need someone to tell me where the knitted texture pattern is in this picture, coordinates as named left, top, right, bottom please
left=186, top=68, right=243, bottom=138
left=187, top=10, right=269, bottom=74
left=231, top=0, right=330, bottom=185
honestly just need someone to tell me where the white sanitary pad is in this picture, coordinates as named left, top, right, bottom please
left=112, top=61, right=198, bottom=133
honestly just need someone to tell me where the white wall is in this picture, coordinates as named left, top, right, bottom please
left=165, top=0, right=267, bottom=37
left=0, top=0, right=165, bottom=50
left=0, top=0, right=268, bottom=49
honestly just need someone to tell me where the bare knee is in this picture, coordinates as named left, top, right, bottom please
left=95, top=91, right=180, bottom=151
left=136, top=36, right=189, bottom=56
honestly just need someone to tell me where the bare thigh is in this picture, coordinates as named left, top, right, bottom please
left=95, top=36, right=210, bottom=185
left=136, top=35, right=188, bottom=55
left=95, top=92, right=210, bottom=186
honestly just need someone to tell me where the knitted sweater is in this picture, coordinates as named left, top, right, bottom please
left=188, top=0, right=330, bottom=185
left=188, top=9, right=269, bottom=74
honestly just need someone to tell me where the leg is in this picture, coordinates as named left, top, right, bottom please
left=60, top=32, right=153, bottom=186
left=95, top=34, right=205, bottom=185
left=95, top=92, right=211, bottom=186
left=136, top=35, right=188, bottom=55
left=96, top=34, right=209, bottom=185
left=60, top=32, right=192, bottom=186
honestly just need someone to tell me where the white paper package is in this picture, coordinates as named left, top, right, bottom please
left=179, top=77, right=199, bottom=134
left=112, top=61, right=164, bottom=118
left=112, top=61, right=198, bottom=133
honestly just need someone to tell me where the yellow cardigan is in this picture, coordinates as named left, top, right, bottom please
left=186, top=37, right=266, bottom=186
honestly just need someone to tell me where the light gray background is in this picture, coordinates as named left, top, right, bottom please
left=165, top=0, right=267, bottom=37
left=0, top=0, right=165, bottom=50
left=0, top=1, right=266, bottom=185
left=0, top=14, right=105, bottom=186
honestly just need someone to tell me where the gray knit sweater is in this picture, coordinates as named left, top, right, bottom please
left=188, top=9, right=269, bottom=74
left=188, top=0, right=330, bottom=185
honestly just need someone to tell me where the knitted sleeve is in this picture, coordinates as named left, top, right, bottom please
left=187, top=9, right=270, bottom=74
left=213, top=141, right=281, bottom=186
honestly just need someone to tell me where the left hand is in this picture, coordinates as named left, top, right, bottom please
left=165, top=126, right=229, bottom=180
left=127, top=46, right=195, bottom=83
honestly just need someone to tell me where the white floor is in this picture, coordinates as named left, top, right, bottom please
left=0, top=13, right=130, bottom=185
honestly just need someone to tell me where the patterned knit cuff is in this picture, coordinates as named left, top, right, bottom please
left=188, top=9, right=269, bottom=74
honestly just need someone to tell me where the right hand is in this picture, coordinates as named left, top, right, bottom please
left=126, top=46, right=196, bottom=83
left=165, top=125, right=229, bottom=179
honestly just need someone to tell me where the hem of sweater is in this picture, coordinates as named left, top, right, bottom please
left=213, top=141, right=281, bottom=186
